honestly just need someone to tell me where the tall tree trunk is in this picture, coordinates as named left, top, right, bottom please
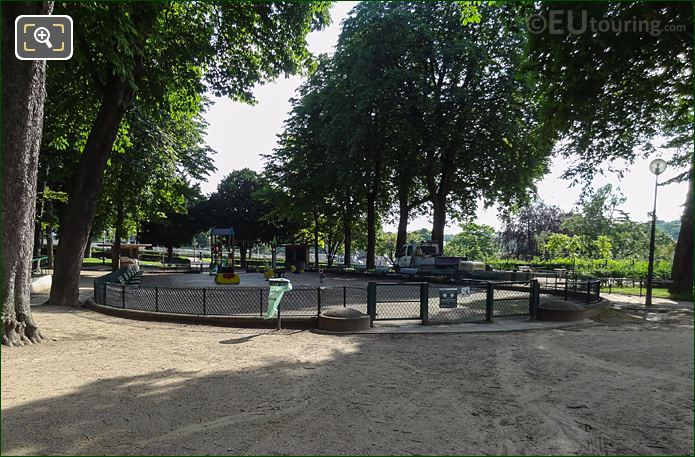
left=366, top=202, right=376, bottom=269
left=33, top=178, right=47, bottom=256
left=33, top=223, right=43, bottom=257
left=313, top=211, right=320, bottom=270
left=84, top=237, right=92, bottom=260
left=431, top=192, right=447, bottom=253
left=366, top=193, right=377, bottom=270
left=49, top=75, right=134, bottom=306
left=366, top=157, right=382, bottom=270
left=239, top=242, right=247, bottom=268
left=2, top=1, right=53, bottom=346
left=33, top=218, right=43, bottom=258
left=527, top=219, right=533, bottom=260
left=430, top=151, right=454, bottom=253
left=45, top=199, right=54, bottom=268
left=396, top=190, right=409, bottom=255
left=343, top=216, right=352, bottom=267
left=111, top=202, right=125, bottom=270
left=670, top=167, right=693, bottom=298
left=46, top=226, right=54, bottom=269
left=49, top=5, right=160, bottom=306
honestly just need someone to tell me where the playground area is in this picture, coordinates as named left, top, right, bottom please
left=140, top=271, right=354, bottom=289
left=94, top=270, right=561, bottom=325
left=2, top=301, right=692, bottom=455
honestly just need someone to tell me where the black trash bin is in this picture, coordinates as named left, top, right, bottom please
left=438, top=288, right=458, bottom=308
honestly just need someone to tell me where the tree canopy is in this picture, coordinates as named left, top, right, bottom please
left=524, top=1, right=693, bottom=295
left=264, top=2, right=552, bottom=268
left=48, top=1, right=332, bottom=306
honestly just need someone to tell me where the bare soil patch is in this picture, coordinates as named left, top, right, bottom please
left=2, top=304, right=692, bottom=455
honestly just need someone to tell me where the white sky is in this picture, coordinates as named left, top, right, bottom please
left=201, top=1, right=688, bottom=233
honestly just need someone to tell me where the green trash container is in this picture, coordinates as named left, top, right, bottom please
left=265, top=278, right=292, bottom=319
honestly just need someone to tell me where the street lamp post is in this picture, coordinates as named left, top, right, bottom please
left=645, top=158, right=667, bottom=309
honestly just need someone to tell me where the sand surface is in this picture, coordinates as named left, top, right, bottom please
left=2, top=297, right=692, bottom=455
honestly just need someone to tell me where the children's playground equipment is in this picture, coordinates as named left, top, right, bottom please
left=209, top=227, right=240, bottom=284
left=284, top=244, right=309, bottom=273
left=262, top=240, right=307, bottom=280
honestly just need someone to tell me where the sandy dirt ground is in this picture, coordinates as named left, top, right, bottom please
left=2, top=290, right=693, bottom=456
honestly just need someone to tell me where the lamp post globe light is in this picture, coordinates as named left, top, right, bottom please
left=645, top=158, right=667, bottom=309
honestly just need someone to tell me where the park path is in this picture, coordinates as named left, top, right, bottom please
left=603, top=293, right=693, bottom=310
left=30, top=269, right=106, bottom=306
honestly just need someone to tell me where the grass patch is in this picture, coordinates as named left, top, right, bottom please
left=607, top=287, right=671, bottom=299
left=83, top=257, right=109, bottom=265
left=82, top=257, right=170, bottom=267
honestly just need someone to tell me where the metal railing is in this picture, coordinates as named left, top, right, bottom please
left=31, top=256, right=49, bottom=276
left=599, top=277, right=673, bottom=297
left=95, top=277, right=367, bottom=318
left=93, top=275, right=601, bottom=325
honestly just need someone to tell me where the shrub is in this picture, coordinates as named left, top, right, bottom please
left=486, top=257, right=671, bottom=279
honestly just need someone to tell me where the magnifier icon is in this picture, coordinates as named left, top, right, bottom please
left=33, top=27, right=53, bottom=49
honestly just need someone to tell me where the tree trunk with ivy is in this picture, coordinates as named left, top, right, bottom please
left=2, top=1, right=53, bottom=346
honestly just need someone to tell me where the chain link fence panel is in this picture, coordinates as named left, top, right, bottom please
left=372, top=283, right=423, bottom=320
left=492, top=282, right=532, bottom=317
left=427, top=283, right=489, bottom=323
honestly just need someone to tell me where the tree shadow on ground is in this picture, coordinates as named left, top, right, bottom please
left=1, top=363, right=332, bottom=455
left=3, top=314, right=693, bottom=456
left=1, top=327, right=525, bottom=456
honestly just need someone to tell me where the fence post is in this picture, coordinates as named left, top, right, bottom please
left=317, top=287, right=322, bottom=316
left=529, top=279, right=539, bottom=320
left=420, top=282, right=429, bottom=325
left=485, top=282, right=493, bottom=323
left=259, top=288, right=264, bottom=317
left=277, top=303, right=282, bottom=330
left=367, top=282, right=376, bottom=327
left=122, top=284, right=126, bottom=308
left=586, top=280, right=591, bottom=304
left=343, top=285, right=347, bottom=307
left=202, top=288, right=206, bottom=315
left=564, top=278, right=569, bottom=301
left=155, top=287, right=159, bottom=312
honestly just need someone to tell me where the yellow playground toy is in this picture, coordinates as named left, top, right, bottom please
left=209, top=227, right=240, bottom=285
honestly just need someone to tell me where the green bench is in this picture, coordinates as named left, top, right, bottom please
left=118, top=266, right=143, bottom=287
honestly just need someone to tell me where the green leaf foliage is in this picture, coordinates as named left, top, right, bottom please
left=444, top=223, right=498, bottom=261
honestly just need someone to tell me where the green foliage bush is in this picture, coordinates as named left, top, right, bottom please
left=487, top=257, right=671, bottom=279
